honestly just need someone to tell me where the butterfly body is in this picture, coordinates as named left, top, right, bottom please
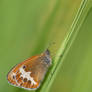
left=7, top=49, right=51, bottom=90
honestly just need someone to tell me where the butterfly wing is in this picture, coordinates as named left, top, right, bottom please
left=7, top=52, right=51, bottom=90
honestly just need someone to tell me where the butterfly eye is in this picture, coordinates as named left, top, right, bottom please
left=23, top=65, right=26, bottom=69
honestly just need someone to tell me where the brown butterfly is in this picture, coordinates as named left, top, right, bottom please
left=7, top=49, right=52, bottom=90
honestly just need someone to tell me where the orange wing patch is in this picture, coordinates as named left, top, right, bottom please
left=7, top=65, right=40, bottom=90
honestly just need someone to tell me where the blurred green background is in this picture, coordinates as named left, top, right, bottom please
left=0, top=0, right=91, bottom=92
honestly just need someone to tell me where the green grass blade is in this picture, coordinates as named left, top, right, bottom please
left=38, top=0, right=91, bottom=92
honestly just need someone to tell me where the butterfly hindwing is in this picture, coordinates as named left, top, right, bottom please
left=7, top=50, right=51, bottom=90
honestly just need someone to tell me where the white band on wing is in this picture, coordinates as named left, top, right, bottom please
left=19, top=67, right=37, bottom=85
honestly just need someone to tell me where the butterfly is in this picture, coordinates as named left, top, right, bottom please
left=7, top=49, right=52, bottom=90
